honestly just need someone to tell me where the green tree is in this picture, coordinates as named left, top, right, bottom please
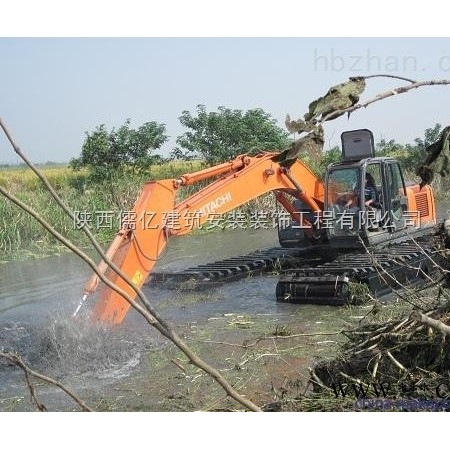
left=172, top=105, right=291, bottom=164
left=294, top=145, right=341, bottom=178
left=414, top=123, right=442, bottom=152
left=402, top=123, right=443, bottom=168
left=70, top=119, right=168, bottom=181
left=374, top=124, right=443, bottom=170
left=375, top=138, right=405, bottom=157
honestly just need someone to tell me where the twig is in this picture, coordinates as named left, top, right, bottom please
left=308, top=367, right=332, bottom=391
left=362, top=74, right=416, bottom=84
left=385, top=350, right=408, bottom=373
left=407, top=233, right=450, bottom=276
left=254, top=353, right=281, bottom=361
left=371, top=353, right=382, bottom=379
left=188, top=331, right=341, bottom=349
left=171, top=359, right=187, bottom=374
left=266, top=331, right=341, bottom=339
left=358, top=236, right=427, bottom=309
left=391, top=318, right=412, bottom=333
left=338, top=371, right=370, bottom=389
left=187, top=338, right=249, bottom=348
left=353, top=324, right=390, bottom=349
left=0, top=351, right=92, bottom=412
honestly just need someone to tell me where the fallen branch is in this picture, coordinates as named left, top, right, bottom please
left=308, top=367, right=331, bottom=391
left=410, top=311, right=450, bottom=337
left=0, top=351, right=93, bottom=412
left=358, top=236, right=428, bottom=309
left=371, top=353, right=382, bottom=379
left=338, top=371, right=370, bottom=389
left=385, top=350, right=408, bottom=373
left=171, top=359, right=187, bottom=374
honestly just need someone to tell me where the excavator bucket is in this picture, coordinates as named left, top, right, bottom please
left=87, top=180, right=175, bottom=324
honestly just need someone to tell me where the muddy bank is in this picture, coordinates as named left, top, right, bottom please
left=1, top=299, right=366, bottom=412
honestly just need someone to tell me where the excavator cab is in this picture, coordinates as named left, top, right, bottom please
left=324, top=129, right=435, bottom=249
left=278, top=129, right=422, bottom=250
left=326, top=158, right=403, bottom=248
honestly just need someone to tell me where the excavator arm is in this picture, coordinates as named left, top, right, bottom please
left=85, top=152, right=324, bottom=324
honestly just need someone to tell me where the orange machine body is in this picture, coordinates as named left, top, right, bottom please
left=84, top=151, right=437, bottom=325
left=85, top=152, right=325, bottom=324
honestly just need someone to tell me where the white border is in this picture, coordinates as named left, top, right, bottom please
left=0, top=0, right=446, bottom=37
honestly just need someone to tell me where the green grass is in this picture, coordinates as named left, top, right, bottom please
left=0, top=162, right=204, bottom=261
left=0, top=161, right=276, bottom=260
left=4, top=159, right=446, bottom=262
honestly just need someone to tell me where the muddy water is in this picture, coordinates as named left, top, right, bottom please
left=1, top=202, right=449, bottom=411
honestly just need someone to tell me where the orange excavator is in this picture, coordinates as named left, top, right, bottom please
left=83, top=129, right=439, bottom=324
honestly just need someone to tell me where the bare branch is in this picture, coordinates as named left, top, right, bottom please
left=339, top=371, right=370, bottom=388
left=308, top=367, right=332, bottom=391
left=410, top=311, right=450, bottom=337
left=358, top=236, right=428, bottom=310
left=188, top=331, right=341, bottom=349
left=362, top=74, right=417, bottom=84
left=0, top=351, right=93, bottom=412
left=385, top=350, right=408, bottom=373
left=371, top=353, right=382, bottom=379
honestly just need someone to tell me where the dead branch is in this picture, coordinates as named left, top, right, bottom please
left=171, top=359, right=187, bottom=374
left=358, top=236, right=428, bottom=309
left=410, top=311, right=450, bottom=336
left=406, top=233, right=450, bottom=277
left=0, top=351, right=93, bottom=411
left=338, top=371, right=370, bottom=388
left=385, top=350, right=408, bottom=373
left=371, top=353, right=382, bottom=379
left=313, top=299, right=450, bottom=404
left=362, top=74, right=416, bottom=84
left=308, top=367, right=331, bottom=391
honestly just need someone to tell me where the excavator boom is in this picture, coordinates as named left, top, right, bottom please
left=85, top=152, right=325, bottom=324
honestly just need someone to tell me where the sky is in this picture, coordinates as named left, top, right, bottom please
left=1, top=37, right=450, bottom=164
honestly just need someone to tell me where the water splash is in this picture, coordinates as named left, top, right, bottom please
left=0, top=314, right=161, bottom=381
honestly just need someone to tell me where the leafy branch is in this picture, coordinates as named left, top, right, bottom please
left=279, top=75, right=450, bottom=170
